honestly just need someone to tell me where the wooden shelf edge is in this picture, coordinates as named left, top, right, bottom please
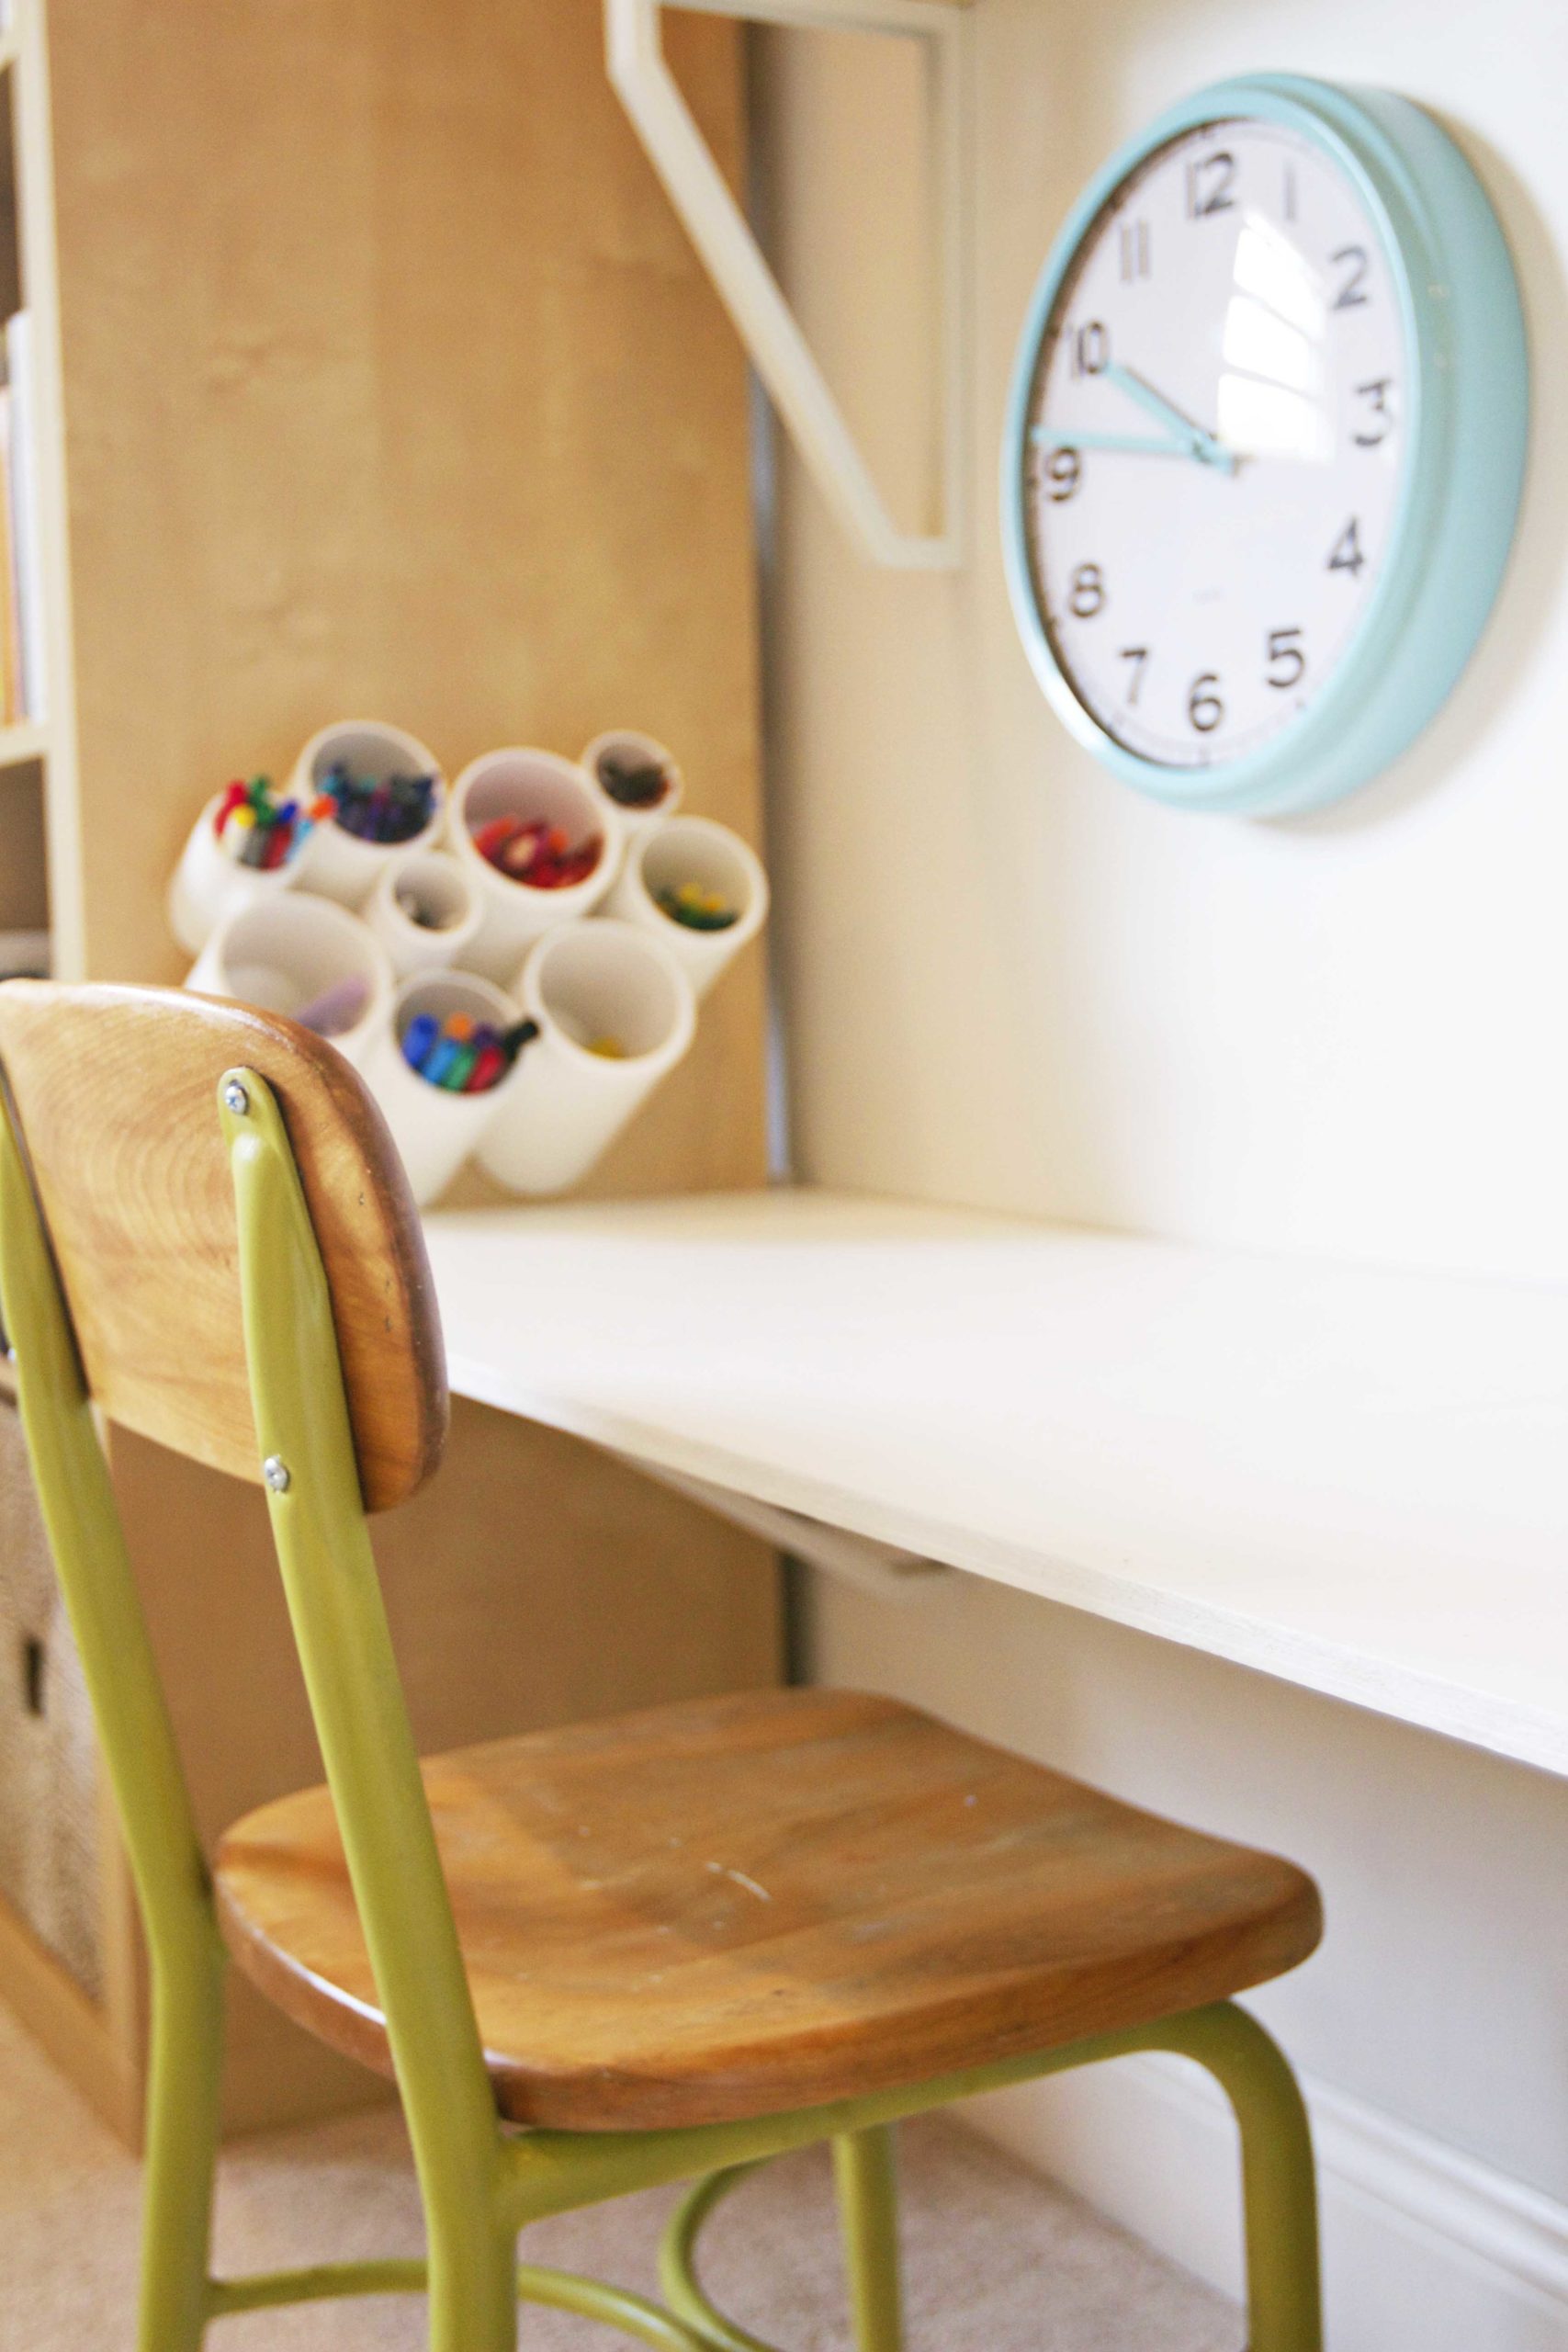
left=0, top=1886, right=141, bottom=2145
left=0, top=720, right=48, bottom=769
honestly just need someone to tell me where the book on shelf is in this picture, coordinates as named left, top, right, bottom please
left=3, top=310, right=44, bottom=728
left=0, top=383, right=17, bottom=725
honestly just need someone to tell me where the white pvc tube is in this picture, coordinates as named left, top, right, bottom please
left=604, top=814, right=768, bottom=1000
left=166, top=792, right=304, bottom=956
left=580, top=729, right=683, bottom=836
left=477, top=919, right=695, bottom=1195
left=447, top=749, right=622, bottom=982
left=366, top=850, right=482, bottom=979
left=291, top=720, right=446, bottom=909
left=359, top=969, right=524, bottom=1207
left=186, top=893, right=393, bottom=1069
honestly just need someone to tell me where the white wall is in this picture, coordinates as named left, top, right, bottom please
left=751, top=4, right=1568, bottom=2342
left=758, top=0, right=1568, bottom=1285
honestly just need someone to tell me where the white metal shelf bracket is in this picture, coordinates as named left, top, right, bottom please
left=606, top=0, right=970, bottom=571
left=617, top=1455, right=954, bottom=1600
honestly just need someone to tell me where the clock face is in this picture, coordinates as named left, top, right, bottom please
left=1020, top=117, right=1410, bottom=772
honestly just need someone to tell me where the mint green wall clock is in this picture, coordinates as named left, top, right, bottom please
left=1000, top=75, right=1529, bottom=817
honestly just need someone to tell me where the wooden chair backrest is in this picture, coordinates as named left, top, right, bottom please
left=0, top=980, right=447, bottom=1510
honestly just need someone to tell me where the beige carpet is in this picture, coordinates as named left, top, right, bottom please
left=0, top=2000, right=1237, bottom=2349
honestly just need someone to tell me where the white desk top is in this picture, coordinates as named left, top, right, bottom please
left=423, top=1190, right=1568, bottom=1778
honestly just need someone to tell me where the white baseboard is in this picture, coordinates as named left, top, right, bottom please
left=967, top=2037, right=1568, bottom=2351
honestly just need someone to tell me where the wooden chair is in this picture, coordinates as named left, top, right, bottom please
left=0, top=979, right=1325, bottom=2352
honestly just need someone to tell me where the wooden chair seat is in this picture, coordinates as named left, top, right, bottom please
left=215, top=1685, right=1322, bottom=2132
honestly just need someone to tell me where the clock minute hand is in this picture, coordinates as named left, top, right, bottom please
left=1103, top=362, right=1238, bottom=476
left=1031, top=425, right=1217, bottom=459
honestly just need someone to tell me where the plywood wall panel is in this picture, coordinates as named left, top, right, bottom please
left=47, top=0, right=766, bottom=1194
left=18, top=0, right=776, bottom=2136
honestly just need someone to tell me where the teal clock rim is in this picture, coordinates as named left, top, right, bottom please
left=998, top=73, right=1529, bottom=818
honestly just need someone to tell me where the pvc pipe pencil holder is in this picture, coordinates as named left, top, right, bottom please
left=581, top=728, right=684, bottom=836
left=605, top=812, right=768, bottom=1000
left=359, top=969, right=525, bottom=1206
left=166, top=791, right=305, bottom=956
left=185, top=892, right=394, bottom=1070
left=477, top=918, right=695, bottom=1195
left=367, top=849, right=482, bottom=979
left=448, top=748, right=624, bottom=981
left=292, top=719, right=446, bottom=910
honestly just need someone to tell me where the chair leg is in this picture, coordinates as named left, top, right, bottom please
left=135, top=1953, right=226, bottom=2352
left=834, top=2126, right=904, bottom=2352
left=1167, top=2003, right=1323, bottom=2352
left=425, top=2203, right=518, bottom=2350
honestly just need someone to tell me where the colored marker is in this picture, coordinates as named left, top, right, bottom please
left=464, top=1042, right=506, bottom=1093
left=422, top=1034, right=462, bottom=1087
left=401, top=1012, right=441, bottom=1074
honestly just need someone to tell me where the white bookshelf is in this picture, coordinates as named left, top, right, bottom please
left=3, top=0, right=80, bottom=978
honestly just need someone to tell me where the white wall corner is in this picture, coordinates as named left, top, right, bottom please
left=966, top=2040, right=1568, bottom=2352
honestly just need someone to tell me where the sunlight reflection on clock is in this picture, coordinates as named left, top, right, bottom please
left=1218, top=216, right=1335, bottom=461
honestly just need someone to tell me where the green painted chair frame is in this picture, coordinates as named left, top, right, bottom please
left=0, top=1057, right=1324, bottom=2351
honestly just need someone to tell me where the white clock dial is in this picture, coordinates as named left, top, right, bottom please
left=1021, top=118, right=1409, bottom=771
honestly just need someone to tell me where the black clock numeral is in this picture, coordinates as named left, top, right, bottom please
left=1119, top=220, right=1151, bottom=282
left=1328, top=518, right=1366, bottom=578
left=1282, top=164, right=1298, bottom=223
left=1119, top=646, right=1149, bottom=705
left=1072, top=321, right=1111, bottom=377
left=1044, top=447, right=1081, bottom=502
left=1068, top=563, right=1105, bottom=619
left=1265, top=628, right=1306, bottom=690
left=1188, top=673, right=1224, bottom=733
left=1331, top=245, right=1371, bottom=310
left=1186, top=152, right=1236, bottom=218
left=1353, top=378, right=1394, bottom=447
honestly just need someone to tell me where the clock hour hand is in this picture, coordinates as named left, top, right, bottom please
left=1102, top=362, right=1238, bottom=475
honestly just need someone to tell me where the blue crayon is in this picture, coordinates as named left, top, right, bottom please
left=400, top=1012, right=441, bottom=1074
